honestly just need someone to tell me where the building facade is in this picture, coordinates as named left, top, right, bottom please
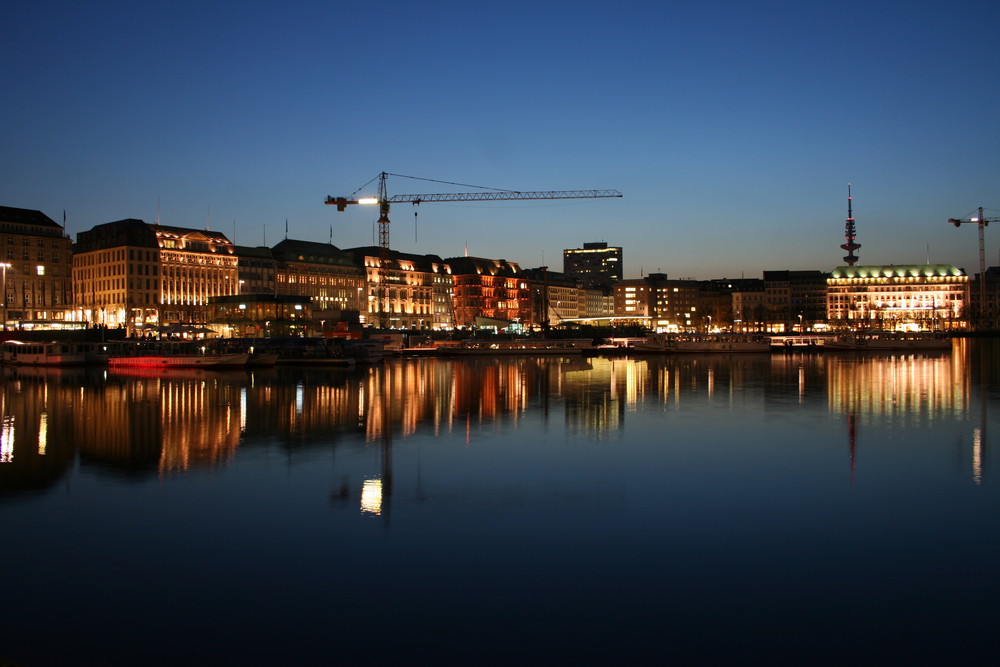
left=614, top=274, right=720, bottom=332
left=347, top=247, right=452, bottom=329
left=447, top=256, right=527, bottom=329
left=763, top=270, right=829, bottom=331
left=0, top=206, right=74, bottom=329
left=522, top=267, right=581, bottom=328
left=563, top=241, right=622, bottom=289
left=73, top=219, right=238, bottom=332
left=271, top=239, right=366, bottom=320
left=826, top=264, right=969, bottom=331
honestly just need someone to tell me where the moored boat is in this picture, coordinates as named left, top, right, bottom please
left=108, top=352, right=250, bottom=369
left=823, top=332, right=952, bottom=351
left=1, top=341, right=91, bottom=365
left=440, top=339, right=593, bottom=355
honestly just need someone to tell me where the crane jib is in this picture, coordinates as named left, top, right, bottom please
left=387, top=190, right=622, bottom=203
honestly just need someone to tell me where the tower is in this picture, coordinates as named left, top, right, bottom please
left=840, top=184, right=861, bottom=266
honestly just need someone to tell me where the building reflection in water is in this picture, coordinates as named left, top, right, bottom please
left=1, top=343, right=994, bottom=498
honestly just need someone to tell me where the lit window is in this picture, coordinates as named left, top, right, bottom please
left=36, top=265, right=45, bottom=276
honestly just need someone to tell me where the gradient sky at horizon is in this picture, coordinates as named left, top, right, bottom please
left=3, top=0, right=999, bottom=279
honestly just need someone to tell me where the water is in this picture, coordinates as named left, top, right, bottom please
left=2, top=341, right=999, bottom=665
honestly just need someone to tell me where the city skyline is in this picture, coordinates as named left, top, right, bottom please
left=3, top=1, right=999, bottom=280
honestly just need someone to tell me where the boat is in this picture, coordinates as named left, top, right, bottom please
left=1, top=341, right=91, bottom=365
left=629, top=333, right=771, bottom=354
left=108, top=352, right=250, bottom=369
left=107, top=341, right=249, bottom=369
left=440, top=339, right=593, bottom=355
left=823, top=332, right=952, bottom=351
left=769, top=335, right=835, bottom=351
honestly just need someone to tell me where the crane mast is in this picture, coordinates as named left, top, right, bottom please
left=325, top=172, right=621, bottom=329
left=326, top=171, right=622, bottom=252
left=949, top=206, right=998, bottom=326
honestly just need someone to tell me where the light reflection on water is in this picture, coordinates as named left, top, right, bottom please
left=1, top=340, right=998, bottom=665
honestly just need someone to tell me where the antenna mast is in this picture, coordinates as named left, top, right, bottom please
left=840, top=184, right=860, bottom=266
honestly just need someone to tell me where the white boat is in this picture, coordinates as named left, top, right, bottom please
left=441, top=339, right=592, bottom=355
left=823, top=332, right=952, bottom=351
left=770, top=335, right=835, bottom=350
left=1, top=341, right=91, bottom=365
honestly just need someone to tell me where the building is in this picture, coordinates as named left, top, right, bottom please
left=970, top=266, right=1000, bottom=329
left=579, top=287, right=615, bottom=320
left=762, top=270, right=829, bottom=331
left=73, top=219, right=238, bottom=332
left=0, top=206, right=74, bottom=329
left=234, top=245, right=277, bottom=295
left=446, top=256, right=527, bottom=329
left=271, top=239, right=366, bottom=320
left=563, top=241, right=622, bottom=289
left=826, top=264, right=969, bottom=331
left=614, top=273, right=721, bottom=332
left=522, top=267, right=580, bottom=328
left=347, top=247, right=452, bottom=329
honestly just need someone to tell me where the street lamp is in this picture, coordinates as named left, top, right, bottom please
left=0, top=262, right=10, bottom=330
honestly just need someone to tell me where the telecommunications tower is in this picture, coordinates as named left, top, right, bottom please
left=840, top=184, right=861, bottom=266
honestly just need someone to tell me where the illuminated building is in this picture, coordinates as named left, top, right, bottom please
left=73, top=219, right=238, bottom=332
left=347, top=247, right=453, bottom=329
left=446, top=256, right=527, bottom=329
left=234, top=245, right=277, bottom=295
left=563, top=241, right=622, bottom=289
left=522, top=267, right=580, bottom=328
left=614, top=274, right=722, bottom=332
left=271, top=239, right=366, bottom=318
left=763, top=270, right=829, bottom=331
left=826, top=264, right=969, bottom=330
left=0, top=206, right=74, bottom=329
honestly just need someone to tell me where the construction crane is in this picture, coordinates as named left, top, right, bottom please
left=325, top=171, right=622, bottom=328
left=325, top=171, right=622, bottom=252
left=948, top=206, right=998, bottom=324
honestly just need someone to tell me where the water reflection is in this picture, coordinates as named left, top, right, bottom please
left=1, top=342, right=996, bottom=498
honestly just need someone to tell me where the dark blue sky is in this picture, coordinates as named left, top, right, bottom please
left=3, top=0, right=998, bottom=278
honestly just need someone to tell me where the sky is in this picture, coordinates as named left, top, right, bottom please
left=3, top=0, right=999, bottom=280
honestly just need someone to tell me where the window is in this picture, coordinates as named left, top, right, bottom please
left=36, top=266, right=45, bottom=276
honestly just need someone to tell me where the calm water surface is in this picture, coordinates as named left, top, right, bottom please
left=2, top=340, right=999, bottom=665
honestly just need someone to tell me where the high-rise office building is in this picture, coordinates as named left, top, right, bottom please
left=563, top=241, right=622, bottom=289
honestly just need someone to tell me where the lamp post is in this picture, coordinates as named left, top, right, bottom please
left=0, top=262, right=10, bottom=330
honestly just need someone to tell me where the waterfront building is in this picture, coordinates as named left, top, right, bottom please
left=271, top=239, right=366, bottom=320
left=971, top=267, right=999, bottom=329
left=763, top=270, right=829, bottom=332
left=0, top=206, right=75, bottom=329
left=347, top=247, right=452, bottom=329
left=208, top=294, right=314, bottom=338
left=579, top=287, right=615, bottom=320
left=563, top=241, right=622, bottom=289
left=446, top=256, right=527, bottom=329
left=731, top=287, right=767, bottom=332
left=234, top=245, right=277, bottom=295
left=522, top=267, right=581, bottom=328
left=73, top=219, right=238, bottom=332
left=826, top=264, right=969, bottom=331
left=614, top=274, right=721, bottom=332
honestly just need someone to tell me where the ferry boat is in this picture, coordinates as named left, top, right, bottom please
left=108, top=352, right=250, bottom=369
left=108, top=341, right=249, bottom=369
left=631, top=334, right=770, bottom=354
left=823, top=332, right=952, bottom=351
left=440, top=339, right=593, bottom=355
left=769, top=335, right=835, bottom=351
left=1, top=341, right=92, bottom=365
